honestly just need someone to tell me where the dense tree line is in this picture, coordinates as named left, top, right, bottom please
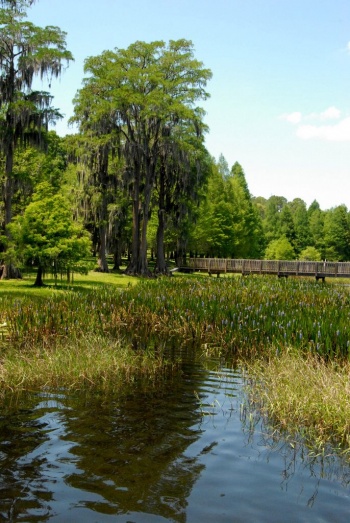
left=188, top=157, right=350, bottom=263
left=1, top=0, right=350, bottom=284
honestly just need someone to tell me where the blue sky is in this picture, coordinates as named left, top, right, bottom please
left=29, top=0, right=350, bottom=210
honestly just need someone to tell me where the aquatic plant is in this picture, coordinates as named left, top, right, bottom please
left=2, top=276, right=350, bottom=359
left=245, top=350, right=350, bottom=456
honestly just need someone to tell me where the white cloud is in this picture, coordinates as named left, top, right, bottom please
left=281, top=107, right=341, bottom=125
left=347, top=41, right=350, bottom=53
left=281, top=111, right=302, bottom=124
left=319, top=106, right=341, bottom=120
left=281, top=106, right=347, bottom=141
left=296, top=117, right=350, bottom=141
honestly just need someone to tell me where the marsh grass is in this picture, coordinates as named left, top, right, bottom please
left=0, top=334, right=175, bottom=397
left=2, top=274, right=350, bottom=357
left=245, top=350, right=350, bottom=457
left=107, top=275, right=350, bottom=358
left=1, top=271, right=350, bottom=459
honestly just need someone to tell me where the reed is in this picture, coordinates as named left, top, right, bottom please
left=2, top=275, right=350, bottom=359
left=0, top=334, right=176, bottom=396
left=245, top=350, right=350, bottom=456
left=1, top=270, right=350, bottom=459
left=102, top=275, right=350, bottom=358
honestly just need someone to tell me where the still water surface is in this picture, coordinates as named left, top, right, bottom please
left=1, top=360, right=350, bottom=522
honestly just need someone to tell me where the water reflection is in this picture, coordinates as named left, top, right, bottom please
left=0, top=361, right=350, bottom=522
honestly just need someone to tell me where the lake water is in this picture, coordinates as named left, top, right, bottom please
left=1, top=358, right=350, bottom=522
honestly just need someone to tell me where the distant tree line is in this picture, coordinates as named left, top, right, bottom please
left=187, top=154, right=350, bottom=263
left=1, top=0, right=349, bottom=283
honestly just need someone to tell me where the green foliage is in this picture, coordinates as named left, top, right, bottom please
left=72, top=39, right=212, bottom=274
left=0, top=0, right=73, bottom=275
left=289, top=198, right=311, bottom=254
left=229, top=162, right=264, bottom=258
left=192, top=158, right=264, bottom=258
left=11, top=131, right=68, bottom=212
left=308, top=205, right=325, bottom=255
left=323, top=205, right=350, bottom=261
left=262, top=195, right=288, bottom=244
left=7, top=182, right=91, bottom=281
left=265, top=235, right=295, bottom=260
left=191, top=160, right=234, bottom=256
left=299, top=246, right=322, bottom=261
left=0, top=2, right=72, bottom=144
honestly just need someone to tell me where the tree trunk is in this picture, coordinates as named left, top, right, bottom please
left=139, top=180, right=153, bottom=276
left=0, top=132, right=22, bottom=280
left=154, top=165, right=168, bottom=274
left=138, top=156, right=158, bottom=276
left=176, top=236, right=187, bottom=267
left=113, top=242, right=122, bottom=271
left=97, top=223, right=109, bottom=272
left=4, top=151, right=13, bottom=228
left=125, top=144, right=156, bottom=277
left=34, top=265, right=44, bottom=287
left=126, top=163, right=142, bottom=274
left=154, top=209, right=168, bottom=274
left=1, top=263, right=22, bottom=279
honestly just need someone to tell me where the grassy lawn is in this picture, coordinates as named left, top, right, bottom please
left=0, top=266, right=140, bottom=298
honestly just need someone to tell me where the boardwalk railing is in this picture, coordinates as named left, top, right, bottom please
left=183, top=258, right=350, bottom=280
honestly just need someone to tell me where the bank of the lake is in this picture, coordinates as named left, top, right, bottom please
left=1, top=272, right=350, bottom=458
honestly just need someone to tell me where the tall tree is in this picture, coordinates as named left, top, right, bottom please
left=68, top=71, right=121, bottom=272
left=288, top=198, right=310, bottom=255
left=323, top=205, right=350, bottom=261
left=308, top=200, right=325, bottom=255
left=153, top=114, right=210, bottom=273
left=279, top=205, right=296, bottom=247
left=0, top=0, right=73, bottom=277
left=262, top=195, right=288, bottom=244
left=229, top=162, right=264, bottom=258
left=217, top=153, right=230, bottom=179
left=73, top=39, right=211, bottom=276
left=191, top=160, right=235, bottom=257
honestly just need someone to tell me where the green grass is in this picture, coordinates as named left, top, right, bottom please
left=0, top=268, right=162, bottom=396
left=0, top=334, right=176, bottom=397
left=0, top=266, right=139, bottom=297
left=1, top=270, right=350, bottom=458
left=2, top=273, right=350, bottom=358
left=245, top=349, right=350, bottom=457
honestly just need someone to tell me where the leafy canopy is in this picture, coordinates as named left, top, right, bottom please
left=8, top=182, right=91, bottom=274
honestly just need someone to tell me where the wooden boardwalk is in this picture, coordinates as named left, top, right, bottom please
left=180, top=258, right=350, bottom=281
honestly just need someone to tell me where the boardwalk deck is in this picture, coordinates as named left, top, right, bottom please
left=180, top=258, right=350, bottom=281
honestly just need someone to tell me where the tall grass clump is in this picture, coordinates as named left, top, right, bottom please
left=0, top=283, right=178, bottom=395
left=0, top=334, right=174, bottom=397
left=245, top=350, right=350, bottom=456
